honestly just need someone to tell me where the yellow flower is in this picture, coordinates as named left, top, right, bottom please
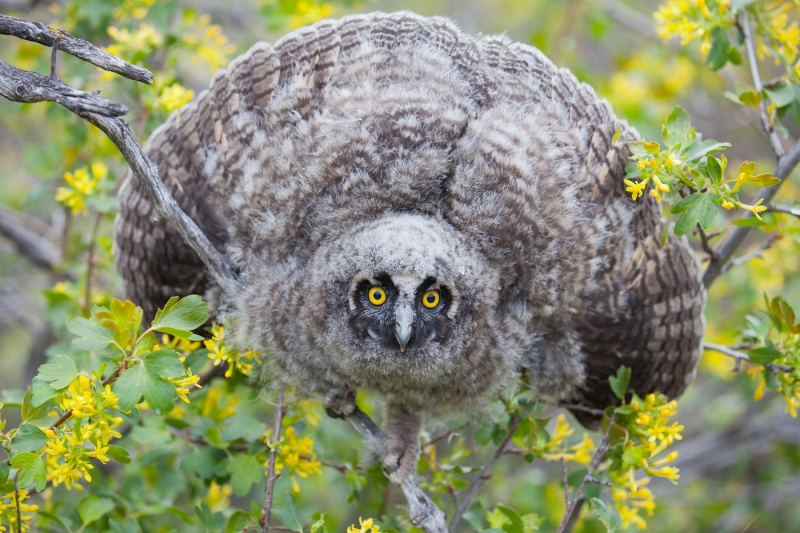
left=734, top=198, right=767, bottom=220
left=288, top=1, right=334, bottom=29
left=0, top=488, right=39, bottom=532
left=55, top=162, right=107, bottom=215
left=722, top=200, right=734, bottom=210
left=205, top=481, right=233, bottom=512
left=271, top=426, right=323, bottom=493
left=106, top=23, right=162, bottom=58
left=183, top=14, right=236, bottom=74
left=652, top=174, right=670, bottom=193
left=171, top=369, right=201, bottom=404
left=347, top=517, right=381, bottom=533
left=205, top=324, right=262, bottom=377
left=154, top=83, right=194, bottom=113
left=625, top=179, right=647, bottom=201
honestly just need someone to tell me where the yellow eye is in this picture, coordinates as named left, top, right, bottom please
left=368, top=286, right=387, bottom=306
left=422, top=290, right=440, bottom=309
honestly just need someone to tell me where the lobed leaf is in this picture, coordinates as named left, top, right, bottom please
left=67, top=316, right=116, bottom=351
left=38, top=354, right=79, bottom=390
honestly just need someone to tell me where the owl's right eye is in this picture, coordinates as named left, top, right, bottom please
left=368, top=286, right=387, bottom=306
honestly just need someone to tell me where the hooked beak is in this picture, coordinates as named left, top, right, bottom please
left=394, top=304, right=414, bottom=352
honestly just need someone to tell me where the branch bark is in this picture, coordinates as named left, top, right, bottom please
left=0, top=14, right=153, bottom=84
left=703, top=140, right=800, bottom=287
left=0, top=205, right=61, bottom=270
left=260, top=386, right=285, bottom=533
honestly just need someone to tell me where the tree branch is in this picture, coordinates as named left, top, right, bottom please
left=768, top=203, right=800, bottom=218
left=344, top=407, right=448, bottom=533
left=449, top=415, right=522, bottom=533
left=703, top=139, right=800, bottom=287
left=739, top=10, right=785, bottom=159
left=260, top=386, right=285, bottom=533
left=721, top=232, right=779, bottom=275
left=555, top=411, right=617, bottom=533
left=0, top=204, right=61, bottom=271
left=0, top=14, right=153, bottom=84
left=703, top=342, right=793, bottom=374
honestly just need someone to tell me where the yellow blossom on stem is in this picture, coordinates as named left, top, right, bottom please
left=154, top=83, right=194, bottom=113
left=625, top=179, right=648, bottom=201
left=55, top=162, right=107, bottom=215
left=347, top=517, right=381, bottom=533
left=0, top=488, right=39, bottom=532
left=734, top=198, right=767, bottom=220
left=205, top=324, right=262, bottom=377
left=171, top=369, right=201, bottom=404
left=270, top=425, right=322, bottom=493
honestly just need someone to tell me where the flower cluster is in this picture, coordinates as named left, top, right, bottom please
left=154, top=83, right=195, bottom=113
left=112, top=0, right=156, bottom=21
left=609, top=393, right=684, bottom=529
left=654, top=0, right=733, bottom=51
left=182, top=14, right=237, bottom=74
left=205, top=324, right=263, bottom=377
left=60, top=375, right=124, bottom=444
left=347, top=517, right=381, bottom=533
left=624, top=141, right=680, bottom=202
left=0, top=489, right=38, bottom=532
left=44, top=423, right=111, bottom=490
left=754, top=1, right=800, bottom=68
left=271, top=425, right=322, bottom=493
left=55, top=162, right=107, bottom=215
left=538, top=414, right=596, bottom=465
left=106, top=23, right=163, bottom=60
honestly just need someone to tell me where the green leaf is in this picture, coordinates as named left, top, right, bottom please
left=628, top=142, right=648, bottom=157
left=78, top=496, right=115, bottom=525
left=686, top=141, right=731, bottom=162
left=590, top=498, right=622, bottom=533
left=196, top=503, right=226, bottom=533
left=226, top=510, right=251, bottom=533
left=622, top=444, right=652, bottom=466
left=273, top=493, right=304, bottom=533
left=608, top=366, right=631, bottom=401
left=765, top=83, right=796, bottom=108
left=227, top=454, right=264, bottom=496
left=706, top=156, right=722, bottom=185
left=114, top=349, right=183, bottom=412
left=705, top=26, right=731, bottom=71
left=11, top=424, right=48, bottom=453
left=31, top=377, right=61, bottom=407
left=748, top=341, right=782, bottom=364
left=733, top=218, right=766, bottom=227
left=0, top=463, right=8, bottom=487
left=106, top=445, right=131, bottom=463
left=151, top=295, right=209, bottom=336
left=109, top=518, right=140, bottom=533
left=67, top=316, right=116, bottom=351
left=38, top=354, right=79, bottom=390
left=463, top=501, right=486, bottom=531
left=662, top=106, right=691, bottom=148
left=12, top=451, right=46, bottom=491
left=612, top=127, right=621, bottom=145
left=21, top=388, right=52, bottom=425
left=671, top=193, right=715, bottom=236
left=497, top=506, right=524, bottom=533
left=738, top=91, right=762, bottom=107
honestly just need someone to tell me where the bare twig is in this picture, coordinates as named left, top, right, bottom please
left=704, top=140, right=800, bottom=286
left=0, top=57, right=128, bottom=116
left=703, top=342, right=794, bottom=374
left=421, top=421, right=470, bottom=449
left=449, top=416, right=522, bottom=533
left=13, top=476, right=21, bottom=533
left=555, top=411, right=617, bottom=533
left=345, top=407, right=448, bottom=533
left=739, top=11, right=785, bottom=159
left=0, top=205, right=61, bottom=270
left=556, top=402, right=605, bottom=417
left=0, top=14, right=153, bottom=84
left=721, top=232, right=779, bottom=274
left=560, top=457, right=571, bottom=506
left=768, top=203, right=800, bottom=218
left=83, top=212, right=103, bottom=308
left=697, top=225, right=718, bottom=261
left=740, top=513, right=761, bottom=533
left=260, top=386, right=285, bottom=533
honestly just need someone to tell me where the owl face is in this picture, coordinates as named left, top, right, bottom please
left=299, top=212, right=504, bottom=391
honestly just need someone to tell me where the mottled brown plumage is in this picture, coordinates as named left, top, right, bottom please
left=115, top=12, right=706, bottom=474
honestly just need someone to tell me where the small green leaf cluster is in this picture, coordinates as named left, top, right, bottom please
left=624, top=106, right=776, bottom=235
left=740, top=295, right=800, bottom=415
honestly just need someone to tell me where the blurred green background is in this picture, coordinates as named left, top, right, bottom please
left=1, top=1, right=799, bottom=532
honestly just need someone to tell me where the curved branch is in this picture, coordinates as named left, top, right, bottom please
left=0, top=14, right=153, bottom=84
left=0, top=205, right=61, bottom=270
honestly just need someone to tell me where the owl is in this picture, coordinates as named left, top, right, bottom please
left=114, top=12, right=706, bottom=478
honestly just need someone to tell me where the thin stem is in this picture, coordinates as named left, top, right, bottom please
left=14, top=475, right=21, bottom=533
left=421, top=421, right=470, bottom=449
left=560, top=458, right=571, bottom=506
left=50, top=359, right=128, bottom=430
left=703, top=342, right=793, bottom=374
left=555, top=411, right=617, bottom=533
left=449, top=415, right=521, bottom=532
left=721, top=232, right=779, bottom=274
left=83, top=212, right=103, bottom=309
left=768, top=203, right=800, bottom=218
left=697, top=225, right=718, bottom=261
left=260, top=386, right=285, bottom=533
left=739, top=10, right=785, bottom=159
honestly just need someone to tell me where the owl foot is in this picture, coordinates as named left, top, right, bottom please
left=323, top=389, right=356, bottom=419
left=383, top=435, right=420, bottom=483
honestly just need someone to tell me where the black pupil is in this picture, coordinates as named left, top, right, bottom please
left=373, top=290, right=382, bottom=300
left=426, top=293, right=435, bottom=303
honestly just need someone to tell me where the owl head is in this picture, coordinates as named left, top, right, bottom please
left=234, top=212, right=519, bottom=410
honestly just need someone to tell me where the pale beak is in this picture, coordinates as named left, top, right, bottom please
left=394, top=304, right=414, bottom=352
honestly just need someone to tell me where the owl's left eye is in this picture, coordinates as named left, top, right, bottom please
left=421, top=290, right=440, bottom=309
left=368, top=286, right=387, bottom=306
